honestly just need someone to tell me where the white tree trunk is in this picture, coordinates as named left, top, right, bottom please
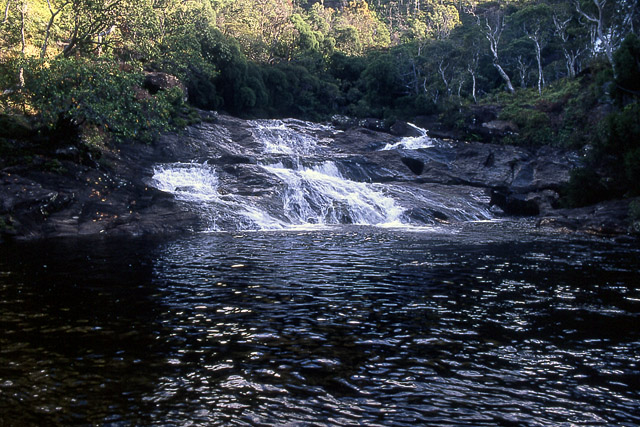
left=483, top=13, right=515, bottom=94
left=575, top=0, right=616, bottom=77
left=533, top=37, right=544, bottom=94
left=468, top=66, right=477, bottom=103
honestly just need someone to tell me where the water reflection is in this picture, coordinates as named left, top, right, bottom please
left=0, top=238, right=168, bottom=425
left=1, top=226, right=639, bottom=425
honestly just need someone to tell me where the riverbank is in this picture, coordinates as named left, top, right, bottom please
left=1, top=111, right=637, bottom=242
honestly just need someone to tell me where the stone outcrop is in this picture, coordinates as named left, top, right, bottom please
left=143, top=72, right=187, bottom=100
left=0, top=112, right=635, bottom=241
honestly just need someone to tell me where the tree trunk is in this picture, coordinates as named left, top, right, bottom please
left=533, top=37, right=544, bottom=95
left=468, top=67, right=477, bottom=103
left=575, top=0, right=616, bottom=77
left=438, top=60, right=450, bottom=96
left=494, top=62, right=515, bottom=93
left=3, top=0, right=10, bottom=24
left=483, top=12, right=515, bottom=94
left=564, top=50, right=575, bottom=78
left=41, top=1, right=68, bottom=58
left=18, top=1, right=26, bottom=93
left=20, top=0, right=26, bottom=54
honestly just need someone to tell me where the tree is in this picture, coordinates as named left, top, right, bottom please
left=480, top=7, right=515, bottom=94
left=215, top=0, right=296, bottom=62
left=553, top=11, right=587, bottom=78
left=511, top=3, right=553, bottom=94
left=425, top=0, right=460, bottom=40
left=574, top=0, right=637, bottom=77
left=41, top=0, right=70, bottom=58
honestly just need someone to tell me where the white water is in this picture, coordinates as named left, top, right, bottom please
left=249, top=119, right=333, bottom=156
left=381, top=123, right=433, bottom=150
left=151, top=161, right=407, bottom=230
left=150, top=119, right=493, bottom=232
left=152, top=163, right=221, bottom=203
left=151, top=163, right=286, bottom=231
left=263, top=162, right=405, bottom=226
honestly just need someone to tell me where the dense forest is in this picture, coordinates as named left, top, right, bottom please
left=0, top=0, right=639, bottom=209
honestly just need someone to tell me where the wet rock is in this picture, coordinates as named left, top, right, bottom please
left=200, top=110, right=219, bottom=123
left=331, top=115, right=358, bottom=130
left=1, top=111, right=632, bottom=240
left=525, top=189, right=560, bottom=215
left=54, top=146, right=80, bottom=161
left=144, top=72, right=182, bottom=93
left=390, top=121, right=422, bottom=137
left=537, top=198, right=634, bottom=235
left=330, top=115, right=390, bottom=133
left=404, top=207, right=448, bottom=224
left=211, top=154, right=257, bottom=165
left=401, top=157, right=424, bottom=175
left=490, top=188, right=540, bottom=216
left=358, top=118, right=389, bottom=133
left=481, top=120, right=519, bottom=134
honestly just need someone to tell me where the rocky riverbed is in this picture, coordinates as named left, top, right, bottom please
left=0, top=112, right=637, bottom=242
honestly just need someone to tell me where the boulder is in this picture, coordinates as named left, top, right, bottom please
left=390, top=120, right=423, bottom=137
left=482, top=120, right=519, bottom=133
left=490, top=188, right=540, bottom=216
left=143, top=72, right=187, bottom=100
left=331, top=115, right=358, bottom=130
left=358, top=118, right=389, bottom=133
left=401, top=157, right=424, bottom=175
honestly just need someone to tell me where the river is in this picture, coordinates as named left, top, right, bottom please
left=1, top=222, right=639, bottom=425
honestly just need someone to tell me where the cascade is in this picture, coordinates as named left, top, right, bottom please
left=380, top=123, right=433, bottom=150
left=150, top=119, right=493, bottom=231
left=152, top=163, right=286, bottom=231
left=249, top=119, right=332, bottom=156
left=263, top=162, right=405, bottom=226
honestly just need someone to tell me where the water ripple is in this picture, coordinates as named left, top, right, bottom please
left=0, top=227, right=639, bottom=425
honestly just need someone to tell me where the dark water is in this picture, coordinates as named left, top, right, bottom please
left=1, top=223, right=639, bottom=426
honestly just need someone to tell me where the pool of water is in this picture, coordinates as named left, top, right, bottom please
left=1, top=223, right=639, bottom=425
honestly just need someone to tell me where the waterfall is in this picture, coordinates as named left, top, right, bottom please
left=151, top=161, right=407, bottom=230
left=151, top=163, right=286, bottom=231
left=152, top=163, right=220, bottom=203
left=380, top=123, right=433, bottom=151
left=249, top=119, right=332, bottom=156
left=150, top=118, right=494, bottom=232
left=263, top=162, right=405, bottom=226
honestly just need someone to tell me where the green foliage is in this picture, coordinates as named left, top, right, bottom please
left=10, top=57, right=178, bottom=143
left=613, top=33, right=640, bottom=104
left=562, top=168, right=610, bottom=208
left=563, top=99, right=640, bottom=207
left=602, top=103, right=640, bottom=195
left=0, top=0, right=637, bottom=174
left=361, top=53, right=402, bottom=110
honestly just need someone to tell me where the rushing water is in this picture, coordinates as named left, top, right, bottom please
left=2, top=119, right=639, bottom=424
left=150, top=119, right=492, bottom=231
left=1, top=224, right=639, bottom=426
left=380, top=124, right=433, bottom=151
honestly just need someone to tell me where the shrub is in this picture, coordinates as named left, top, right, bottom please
left=12, top=57, right=178, bottom=143
left=562, top=168, right=610, bottom=208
